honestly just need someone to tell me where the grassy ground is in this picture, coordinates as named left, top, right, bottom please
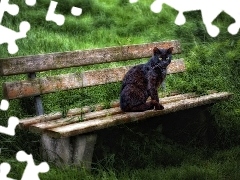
left=0, top=0, right=240, bottom=179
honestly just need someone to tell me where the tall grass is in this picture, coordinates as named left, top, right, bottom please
left=0, top=0, right=240, bottom=179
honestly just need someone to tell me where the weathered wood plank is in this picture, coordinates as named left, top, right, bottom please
left=0, top=40, right=181, bottom=76
left=19, top=93, right=197, bottom=129
left=3, top=59, right=185, bottom=100
left=18, top=106, right=92, bottom=129
left=23, top=93, right=197, bottom=133
left=29, top=108, right=121, bottom=134
left=42, top=92, right=232, bottom=138
left=18, top=112, right=62, bottom=129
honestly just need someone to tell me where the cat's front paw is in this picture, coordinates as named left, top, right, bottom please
left=155, top=103, right=164, bottom=110
left=150, top=100, right=164, bottom=110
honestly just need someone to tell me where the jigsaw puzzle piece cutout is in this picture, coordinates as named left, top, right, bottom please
left=0, top=99, right=19, bottom=136
left=151, top=0, right=203, bottom=24
left=0, top=21, right=30, bottom=54
left=71, top=7, right=82, bottom=16
left=25, top=0, right=37, bottom=6
left=0, top=99, right=9, bottom=111
left=200, top=5, right=221, bottom=37
left=46, top=1, right=65, bottom=26
left=150, top=0, right=240, bottom=37
left=200, top=0, right=240, bottom=37
left=0, top=116, right=19, bottom=136
left=222, top=0, right=240, bottom=35
left=0, top=0, right=19, bottom=23
left=228, top=22, right=240, bottom=35
left=0, top=163, right=16, bottom=180
left=150, top=0, right=223, bottom=37
left=16, top=151, right=49, bottom=180
left=129, top=0, right=138, bottom=3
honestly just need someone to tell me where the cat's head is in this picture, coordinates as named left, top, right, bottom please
left=153, top=47, right=173, bottom=61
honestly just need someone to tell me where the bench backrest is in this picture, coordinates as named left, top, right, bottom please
left=1, top=40, right=184, bottom=101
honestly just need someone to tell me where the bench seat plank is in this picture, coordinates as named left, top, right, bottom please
left=46, top=92, right=232, bottom=138
left=0, top=40, right=181, bottom=76
left=20, top=93, right=196, bottom=133
left=19, top=93, right=197, bottom=130
left=24, top=92, right=232, bottom=138
left=3, top=59, right=185, bottom=100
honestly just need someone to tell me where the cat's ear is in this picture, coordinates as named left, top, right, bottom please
left=167, top=47, right=174, bottom=54
left=153, top=47, right=161, bottom=55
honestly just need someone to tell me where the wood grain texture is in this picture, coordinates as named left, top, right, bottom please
left=19, top=93, right=197, bottom=132
left=0, top=40, right=181, bottom=76
left=43, top=92, right=232, bottom=138
left=3, top=59, right=185, bottom=100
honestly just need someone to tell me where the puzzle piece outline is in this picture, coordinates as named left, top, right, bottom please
left=0, top=162, right=16, bottom=180
left=130, top=0, right=240, bottom=37
left=0, top=116, right=19, bottom=136
left=0, top=99, right=49, bottom=179
left=16, top=151, right=50, bottom=180
left=71, top=6, right=82, bottom=17
left=0, top=151, right=50, bottom=180
left=46, top=1, right=65, bottom=26
left=0, top=0, right=83, bottom=54
left=0, top=0, right=35, bottom=54
left=46, top=0, right=82, bottom=26
left=0, top=100, right=19, bottom=179
left=0, top=0, right=19, bottom=23
left=0, top=21, right=31, bottom=54
left=25, top=0, right=37, bottom=7
left=0, top=99, right=9, bottom=111
left=0, top=99, right=19, bottom=136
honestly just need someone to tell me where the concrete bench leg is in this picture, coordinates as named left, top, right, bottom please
left=41, top=133, right=97, bottom=169
left=72, top=134, right=97, bottom=169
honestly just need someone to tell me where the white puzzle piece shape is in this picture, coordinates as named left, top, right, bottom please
left=46, top=1, right=65, bottom=26
left=0, top=116, right=19, bottom=136
left=16, top=151, right=50, bottom=180
left=0, top=163, right=16, bottom=180
left=71, top=6, right=82, bottom=16
left=0, top=21, right=30, bottom=54
left=0, top=99, right=9, bottom=111
left=25, top=0, right=37, bottom=7
left=0, top=0, right=32, bottom=54
left=131, top=0, right=240, bottom=37
left=0, top=0, right=19, bottom=23
left=0, top=99, right=19, bottom=136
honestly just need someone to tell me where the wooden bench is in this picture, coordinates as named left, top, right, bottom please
left=0, top=40, right=232, bottom=169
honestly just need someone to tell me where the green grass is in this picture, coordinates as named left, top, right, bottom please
left=0, top=0, right=240, bottom=179
left=1, top=142, right=240, bottom=179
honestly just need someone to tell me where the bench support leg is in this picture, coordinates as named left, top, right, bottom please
left=28, top=72, right=44, bottom=115
left=72, top=134, right=97, bottom=169
left=34, top=95, right=44, bottom=115
left=41, top=133, right=97, bottom=169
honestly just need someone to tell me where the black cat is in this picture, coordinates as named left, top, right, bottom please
left=120, top=47, right=173, bottom=112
